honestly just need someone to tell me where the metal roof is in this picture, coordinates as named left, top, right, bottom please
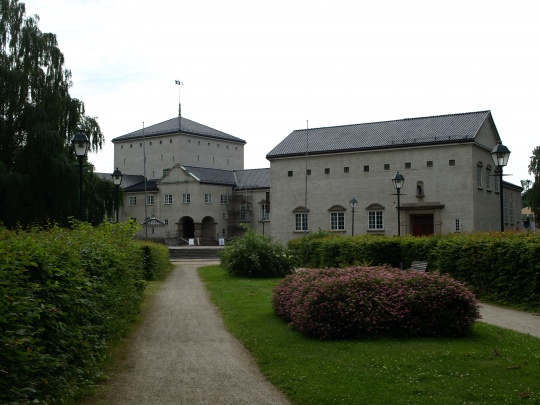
left=111, top=116, right=246, bottom=144
left=266, top=111, right=493, bottom=159
left=234, top=168, right=270, bottom=190
left=181, top=166, right=237, bottom=186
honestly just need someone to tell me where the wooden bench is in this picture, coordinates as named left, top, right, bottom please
left=409, top=261, right=428, bottom=272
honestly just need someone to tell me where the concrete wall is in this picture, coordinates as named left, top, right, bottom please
left=114, top=132, right=244, bottom=177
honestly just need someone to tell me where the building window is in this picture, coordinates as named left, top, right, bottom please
left=130, top=144, right=132, bottom=148
left=149, top=141, right=152, bottom=145
left=240, top=208, right=250, bottom=221
left=222, top=228, right=227, bottom=236
left=330, top=212, right=345, bottom=231
left=170, top=139, right=172, bottom=143
left=449, top=159, right=456, bottom=166
left=427, top=161, right=433, bottom=168
left=368, top=211, right=383, bottom=230
left=160, top=140, right=162, bottom=144
left=204, top=194, right=213, bottom=204
left=454, top=218, right=461, bottom=232
left=405, top=163, right=411, bottom=169
left=295, top=213, right=308, bottom=231
left=182, top=193, right=191, bottom=204
left=307, top=169, right=311, bottom=175
left=129, top=196, right=137, bottom=206
left=164, top=219, right=169, bottom=226
left=260, top=204, right=269, bottom=221
left=344, top=167, right=349, bottom=173
left=494, top=176, right=500, bottom=193
left=164, top=194, right=173, bottom=205
left=384, top=164, right=390, bottom=170
left=477, top=166, right=483, bottom=188
left=221, top=195, right=228, bottom=204
left=288, top=171, right=293, bottom=177
left=486, top=168, right=492, bottom=191
left=364, top=165, right=369, bottom=172
left=146, top=195, right=154, bottom=205
left=222, top=212, right=228, bottom=220
left=325, top=168, right=330, bottom=174
left=121, top=145, right=123, bottom=149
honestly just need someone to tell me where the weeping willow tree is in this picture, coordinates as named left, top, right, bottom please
left=0, top=0, right=115, bottom=227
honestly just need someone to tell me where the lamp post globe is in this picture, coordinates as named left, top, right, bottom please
left=111, top=168, right=123, bottom=222
left=349, top=197, right=358, bottom=236
left=71, top=131, right=89, bottom=220
left=491, top=141, right=511, bottom=231
left=392, top=172, right=405, bottom=236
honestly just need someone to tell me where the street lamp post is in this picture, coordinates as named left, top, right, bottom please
left=349, top=197, right=358, bottom=236
left=491, top=141, right=511, bottom=231
left=111, top=168, right=124, bottom=222
left=392, top=172, right=405, bottom=236
left=71, top=131, right=89, bottom=221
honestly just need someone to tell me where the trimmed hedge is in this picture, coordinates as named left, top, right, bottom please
left=288, top=232, right=540, bottom=309
left=272, top=266, right=480, bottom=339
left=219, top=226, right=294, bottom=277
left=0, top=221, right=171, bottom=404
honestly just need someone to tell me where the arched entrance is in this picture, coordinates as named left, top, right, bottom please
left=179, top=216, right=195, bottom=239
left=201, top=216, right=216, bottom=240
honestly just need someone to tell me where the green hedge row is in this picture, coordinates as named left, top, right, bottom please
left=0, top=221, right=172, bottom=404
left=288, top=231, right=540, bottom=309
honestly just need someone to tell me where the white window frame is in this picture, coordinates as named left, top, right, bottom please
left=129, top=196, right=137, bottom=206
left=164, top=194, right=173, bottom=205
left=146, top=195, right=154, bottom=206
left=494, top=176, right=500, bottom=193
left=295, top=213, right=308, bottom=232
left=368, top=210, right=384, bottom=230
left=221, top=195, right=228, bottom=204
left=330, top=212, right=345, bottom=231
left=205, top=193, right=213, bottom=204
left=476, top=166, right=483, bottom=189
left=222, top=212, right=228, bottom=220
left=182, top=193, right=191, bottom=204
left=454, top=218, right=461, bottom=232
left=486, top=169, right=491, bottom=191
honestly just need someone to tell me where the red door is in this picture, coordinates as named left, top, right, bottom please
left=412, top=215, right=434, bottom=236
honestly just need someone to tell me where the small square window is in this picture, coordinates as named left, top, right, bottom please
left=121, top=145, right=123, bottom=149
left=384, top=164, right=390, bottom=170
left=160, top=140, right=162, bottom=144
left=325, top=168, right=330, bottom=174
left=130, top=144, right=133, bottom=148
left=129, top=196, right=137, bottom=206
left=149, top=141, right=152, bottom=145
left=427, top=161, right=433, bottom=167
left=405, top=162, right=411, bottom=169
left=364, top=165, right=369, bottom=172
left=288, top=171, right=293, bottom=177
left=449, top=159, right=456, bottom=166
left=306, top=169, right=311, bottom=175
left=164, top=219, right=169, bottom=226
left=344, top=167, right=349, bottom=173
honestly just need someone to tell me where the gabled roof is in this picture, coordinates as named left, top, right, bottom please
left=179, top=165, right=271, bottom=189
left=111, top=116, right=246, bottom=144
left=123, top=179, right=159, bottom=192
left=266, top=111, right=494, bottom=159
left=234, top=168, right=270, bottom=190
left=181, top=166, right=237, bottom=186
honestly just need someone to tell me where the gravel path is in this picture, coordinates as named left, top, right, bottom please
left=82, top=261, right=540, bottom=404
left=479, top=302, right=540, bottom=338
left=81, top=260, right=290, bottom=405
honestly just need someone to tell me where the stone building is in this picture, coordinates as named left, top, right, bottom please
left=111, top=110, right=522, bottom=244
left=266, top=110, right=522, bottom=244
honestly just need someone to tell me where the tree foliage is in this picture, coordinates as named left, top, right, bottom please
left=525, top=146, right=540, bottom=225
left=0, top=0, right=113, bottom=227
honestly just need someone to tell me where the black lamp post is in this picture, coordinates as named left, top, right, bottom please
left=71, top=131, right=89, bottom=220
left=111, top=168, right=123, bottom=222
left=349, top=197, right=358, bottom=236
left=491, top=141, right=511, bottom=231
left=392, top=172, right=405, bottom=236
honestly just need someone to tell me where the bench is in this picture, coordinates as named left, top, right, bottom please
left=409, top=261, right=428, bottom=272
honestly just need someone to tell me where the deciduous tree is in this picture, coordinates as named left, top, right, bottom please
left=0, top=0, right=114, bottom=227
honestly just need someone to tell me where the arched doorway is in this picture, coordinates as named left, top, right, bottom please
left=201, top=216, right=216, bottom=240
left=179, top=216, right=195, bottom=239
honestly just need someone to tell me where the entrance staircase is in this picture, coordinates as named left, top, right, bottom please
left=169, top=246, right=223, bottom=260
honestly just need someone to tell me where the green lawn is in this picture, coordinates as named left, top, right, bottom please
left=198, top=265, right=540, bottom=405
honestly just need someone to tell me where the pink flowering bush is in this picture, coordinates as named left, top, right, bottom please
left=272, top=266, right=480, bottom=339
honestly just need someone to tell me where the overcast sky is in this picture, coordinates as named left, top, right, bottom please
left=22, top=0, right=539, bottom=185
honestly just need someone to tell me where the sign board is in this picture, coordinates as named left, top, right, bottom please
left=219, top=238, right=225, bottom=246
left=188, top=238, right=195, bottom=246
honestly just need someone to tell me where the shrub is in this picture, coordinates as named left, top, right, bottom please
left=220, top=226, right=294, bottom=277
left=272, top=266, right=480, bottom=339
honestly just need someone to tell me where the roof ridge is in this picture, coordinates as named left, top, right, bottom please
left=293, top=110, right=491, bottom=132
